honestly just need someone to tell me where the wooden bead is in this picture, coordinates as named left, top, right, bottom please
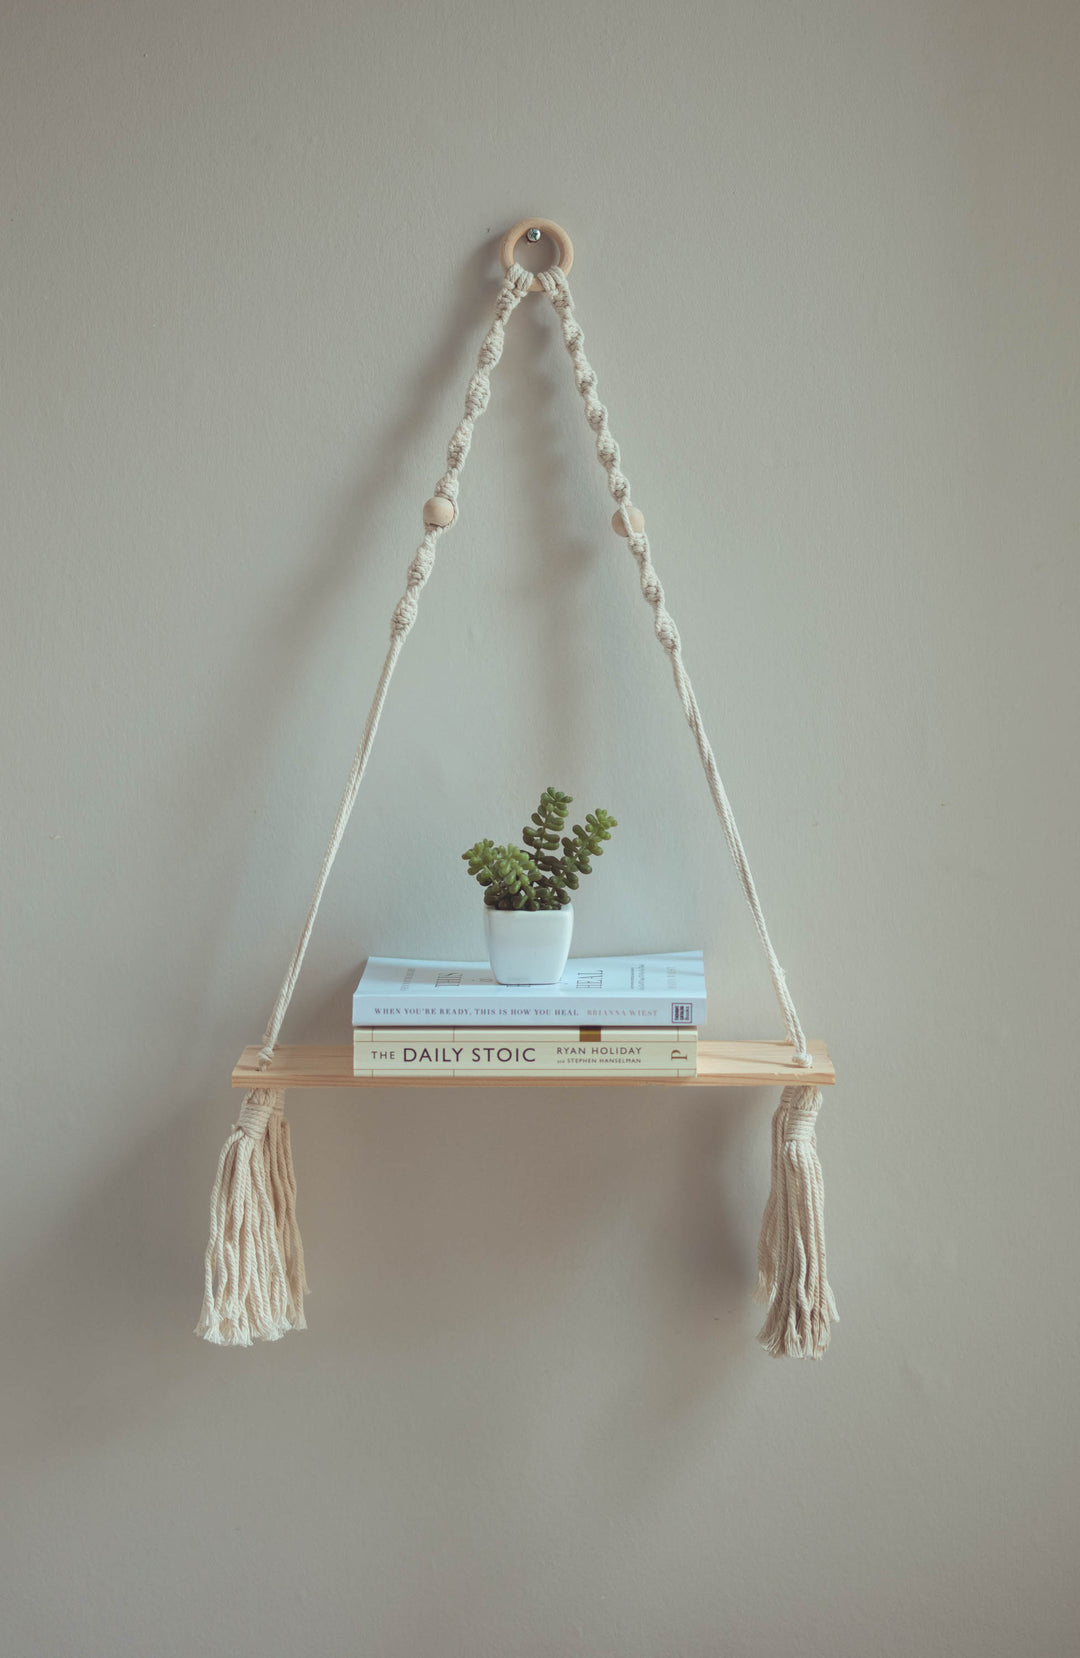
left=611, top=506, right=645, bottom=537
left=423, top=496, right=456, bottom=529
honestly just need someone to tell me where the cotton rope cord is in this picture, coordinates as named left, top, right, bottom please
left=253, top=266, right=534, bottom=1067
left=198, top=247, right=836, bottom=1356
left=529, top=263, right=834, bottom=1357
left=533, top=265, right=811, bottom=1068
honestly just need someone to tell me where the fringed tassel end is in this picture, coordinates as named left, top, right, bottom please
left=754, top=1085, right=837, bottom=1359
left=197, top=1088, right=308, bottom=1346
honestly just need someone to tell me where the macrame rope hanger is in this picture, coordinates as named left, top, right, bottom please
left=198, top=218, right=838, bottom=1359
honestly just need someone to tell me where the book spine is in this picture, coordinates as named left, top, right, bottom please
left=353, top=1030, right=697, bottom=1077
left=350, top=996, right=705, bottom=1028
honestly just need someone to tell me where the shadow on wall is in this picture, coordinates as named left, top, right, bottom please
left=0, top=1061, right=764, bottom=1491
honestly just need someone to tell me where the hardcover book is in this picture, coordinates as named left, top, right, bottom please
left=353, top=1026, right=698, bottom=1077
left=351, top=950, right=706, bottom=1028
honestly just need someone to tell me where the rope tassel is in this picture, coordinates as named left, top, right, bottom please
left=197, top=1088, right=308, bottom=1346
left=754, top=1086, right=837, bottom=1359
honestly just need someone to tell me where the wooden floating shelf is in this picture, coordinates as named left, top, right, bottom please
left=234, top=1040, right=834, bottom=1090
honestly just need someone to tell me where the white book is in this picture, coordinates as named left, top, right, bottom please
left=353, top=1027, right=698, bottom=1076
left=352, top=950, right=705, bottom=1028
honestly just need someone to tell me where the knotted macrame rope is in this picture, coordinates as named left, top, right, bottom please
left=197, top=266, right=534, bottom=1344
left=197, top=256, right=836, bottom=1356
left=534, top=267, right=835, bottom=1357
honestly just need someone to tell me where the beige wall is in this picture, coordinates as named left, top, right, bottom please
left=4, top=2, right=1078, bottom=1653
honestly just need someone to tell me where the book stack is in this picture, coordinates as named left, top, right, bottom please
left=352, top=950, right=706, bottom=1079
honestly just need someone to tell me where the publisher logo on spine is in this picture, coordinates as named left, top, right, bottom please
left=671, top=1002, right=692, bottom=1024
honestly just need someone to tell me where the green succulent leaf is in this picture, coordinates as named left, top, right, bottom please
left=464, top=791, right=617, bottom=910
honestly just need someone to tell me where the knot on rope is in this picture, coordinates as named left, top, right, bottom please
left=464, top=374, right=490, bottom=418
left=654, top=611, right=680, bottom=653
left=477, top=337, right=501, bottom=371
left=640, top=569, right=663, bottom=606
left=391, top=593, right=419, bottom=637
left=783, top=1095, right=821, bottom=1146
left=534, top=267, right=568, bottom=300
left=408, top=547, right=435, bottom=585
left=505, top=265, right=536, bottom=300
left=236, top=1087, right=280, bottom=1139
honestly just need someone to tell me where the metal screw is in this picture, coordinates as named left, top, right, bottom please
left=526, top=227, right=541, bottom=243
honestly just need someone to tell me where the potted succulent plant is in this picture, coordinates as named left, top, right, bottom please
left=462, top=787, right=618, bottom=984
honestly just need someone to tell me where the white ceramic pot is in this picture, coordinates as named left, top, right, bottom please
left=484, top=901, right=574, bottom=985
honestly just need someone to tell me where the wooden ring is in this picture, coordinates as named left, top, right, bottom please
left=499, top=218, right=574, bottom=293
